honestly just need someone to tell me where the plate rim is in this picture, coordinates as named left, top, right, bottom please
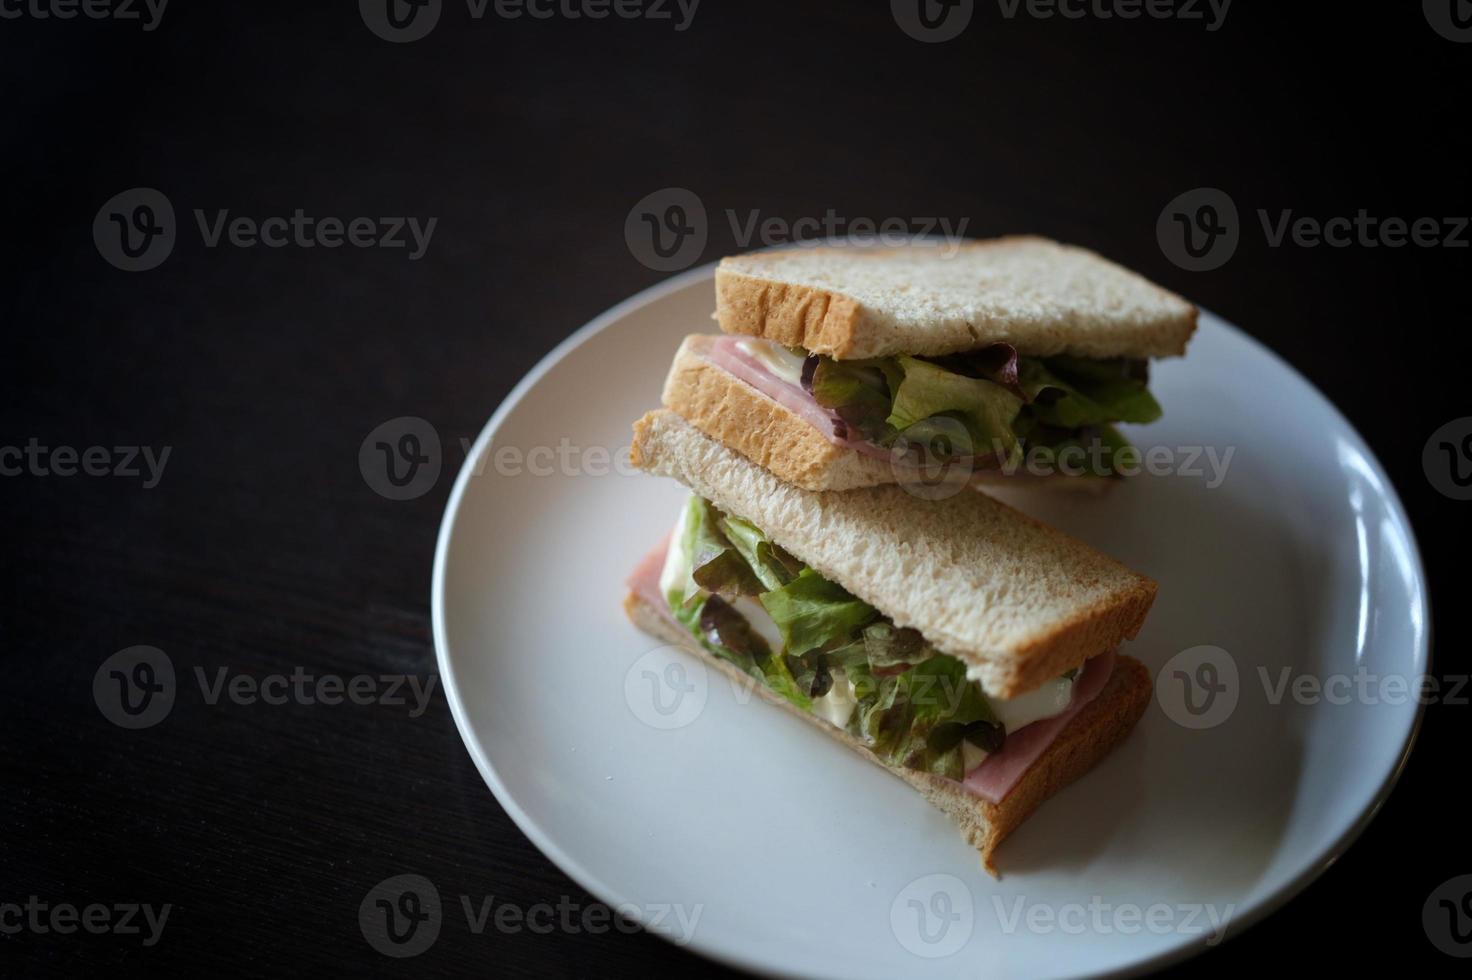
left=430, top=263, right=1431, bottom=980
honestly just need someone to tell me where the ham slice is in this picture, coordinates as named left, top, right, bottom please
left=627, top=537, right=1117, bottom=805
left=704, top=338, right=852, bottom=444
left=962, top=649, right=1117, bottom=804
left=704, top=337, right=1004, bottom=466
left=628, top=534, right=674, bottom=617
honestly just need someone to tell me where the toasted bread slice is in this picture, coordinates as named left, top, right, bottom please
left=716, top=237, right=1197, bottom=360
left=630, top=409, right=1157, bottom=698
left=663, top=333, right=1116, bottom=493
left=624, top=592, right=1152, bottom=875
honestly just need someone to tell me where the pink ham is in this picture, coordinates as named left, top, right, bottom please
left=628, top=534, right=674, bottom=619
left=962, top=649, right=1117, bottom=804
left=704, top=337, right=849, bottom=442
left=704, top=336, right=1004, bottom=467
left=627, top=536, right=1117, bottom=805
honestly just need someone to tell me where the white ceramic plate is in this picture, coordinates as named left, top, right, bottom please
left=432, top=265, right=1428, bottom=979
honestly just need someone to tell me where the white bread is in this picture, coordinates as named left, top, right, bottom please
left=630, top=409, right=1157, bottom=699
left=663, top=333, right=1116, bottom=494
left=716, top=237, right=1197, bottom=360
left=624, top=592, right=1153, bottom=875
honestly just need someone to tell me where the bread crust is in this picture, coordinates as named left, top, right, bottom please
left=662, top=335, right=900, bottom=491
left=624, top=592, right=1152, bottom=875
left=663, top=334, right=1117, bottom=494
left=716, top=236, right=1198, bottom=360
left=630, top=409, right=1158, bottom=699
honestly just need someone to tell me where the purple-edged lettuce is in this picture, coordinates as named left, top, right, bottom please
left=800, top=343, right=1161, bottom=475
left=661, top=495, right=1014, bottom=778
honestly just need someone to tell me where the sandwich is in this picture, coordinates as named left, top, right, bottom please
left=660, top=236, right=1197, bottom=491
left=623, top=409, right=1156, bottom=873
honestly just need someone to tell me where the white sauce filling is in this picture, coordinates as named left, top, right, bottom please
left=734, top=338, right=807, bottom=388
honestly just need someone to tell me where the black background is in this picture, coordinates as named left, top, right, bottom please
left=3, top=2, right=1469, bottom=976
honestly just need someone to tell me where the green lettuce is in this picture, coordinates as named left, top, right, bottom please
left=887, top=356, right=1023, bottom=463
left=798, top=344, right=1161, bottom=474
left=661, top=496, right=1046, bottom=775
left=1019, top=356, right=1162, bottom=429
left=717, top=514, right=804, bottom=591
left=759, top=569, right=880, bottom=658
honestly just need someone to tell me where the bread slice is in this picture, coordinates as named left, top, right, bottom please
left=716, top=237, right=1197, bottom=360
left=663, top=333, right=1116, bottom=494
left=630, top=409, right=1157, bottom=698
left=625, top=592, right=1152, bottom=875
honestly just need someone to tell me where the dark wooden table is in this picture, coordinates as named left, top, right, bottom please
left=4, top=4, right=1468, bottom=976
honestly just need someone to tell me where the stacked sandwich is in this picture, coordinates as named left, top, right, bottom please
left=623, top=237, right=1196, bottom=873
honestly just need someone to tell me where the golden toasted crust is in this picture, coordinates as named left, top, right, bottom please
left=715, top=268, right=868, bottom=358
left=624, top=593, right=1152, bottom=875
left=661, top=335, right=898, bottom=491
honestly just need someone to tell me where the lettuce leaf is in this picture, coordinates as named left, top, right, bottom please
left=661, top=495, right=1056, bottom=776
left=1019, top=357, right=1162, bottom=428
left=887, top=357, right=1023, bottom=462
left=759, top=569, right=879, bottom=657
left=859, top=655, right=1003, bottom=780
left=806, top=357, right=896, bottom=443
left=717, top=514, right=803, bottom=591
left=794, top=346, right=1160, bottom=468
left=860, top=621, right=935, bottom=669
left=691, top=548, right=765, bottom=596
